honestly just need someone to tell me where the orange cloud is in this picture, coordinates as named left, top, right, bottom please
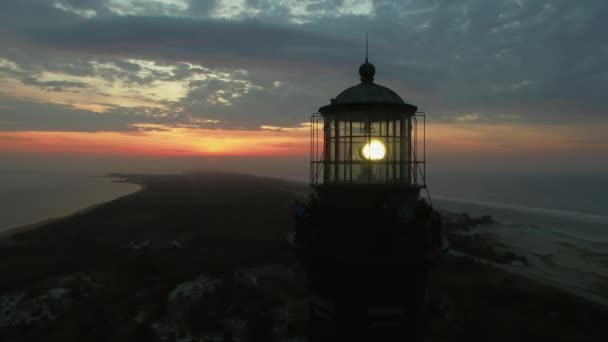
left=426, top=122, right=608, bottom=156
left=1, top=122, right=605, bottom=160
left=0, top=125, right=309, bottom=157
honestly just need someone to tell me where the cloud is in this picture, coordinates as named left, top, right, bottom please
left=22, top=16, right=356, bottom=71
left=0, top=135, right=33, bottom=142
left=188, top=0, right=219, bottom=15
left=0, top=0, right=607, bottom=134
left=0, top=94, right=177, bottom=132
left=21, top=77, right=88, bottom=92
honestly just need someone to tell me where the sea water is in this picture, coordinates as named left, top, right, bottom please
left=426, top=171, right=608, bottom=241
left=426, top=170, right=608, bottom=298
left=0, top=170, right=140, bottom=233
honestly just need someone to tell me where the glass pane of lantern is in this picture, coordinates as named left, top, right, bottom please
left=339, top=121, right=349, bottom=162
left=318, top=116, right=415, bottom=185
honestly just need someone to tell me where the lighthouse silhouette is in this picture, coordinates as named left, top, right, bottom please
left=295, top=44, right=448, bottom=342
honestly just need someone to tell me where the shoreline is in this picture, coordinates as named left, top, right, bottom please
left=1, top=172, right=606, bottom=341
left=449, top=249, right=608, bottom=307
left=442, top=210, right=608, bottom=307
left=1, top=172, right=605, bottom=306
left=434, top=194, right=608, bottom=224
left=0, top=175, right=144, bottom=241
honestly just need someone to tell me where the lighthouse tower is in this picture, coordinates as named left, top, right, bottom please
left=295, top=57, right=447, bottom=342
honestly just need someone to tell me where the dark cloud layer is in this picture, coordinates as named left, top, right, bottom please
left=0, top=95, right=178, bottom=132
left=0, top=0, right=607, bottom=132
left=21, top=77, right=88, bottom=92
left=23, top=16, right=355, bottom=71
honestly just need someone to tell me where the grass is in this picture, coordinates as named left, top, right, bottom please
left=0, top=173, right=606, bottom=341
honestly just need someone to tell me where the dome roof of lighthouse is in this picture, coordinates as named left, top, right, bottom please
left=333, top=82, right=405, bottom=105
left=318, top=60, right=417, bottom=115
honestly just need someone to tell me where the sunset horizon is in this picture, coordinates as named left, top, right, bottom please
left=2, top=1, right=607, bottom=174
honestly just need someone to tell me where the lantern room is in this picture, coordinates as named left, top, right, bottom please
left=310, top=59, right=426, bottom=191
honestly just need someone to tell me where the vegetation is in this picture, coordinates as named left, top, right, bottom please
left=0, top=173, right=606, bottom=341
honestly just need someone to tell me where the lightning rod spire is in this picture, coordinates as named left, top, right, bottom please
left=365, top=32, right=369, bottom=63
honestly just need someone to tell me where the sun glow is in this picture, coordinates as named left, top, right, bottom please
left=0, top=125, right=309, bottom=157
left=1, top=122, right=606, bottom=166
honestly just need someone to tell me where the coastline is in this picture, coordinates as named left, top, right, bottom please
left=0, top=176, right=143, bottom=241
left=441, top=210, right=608, bottom=308
left=1, top=172, right=605, bottom=307
left=1, top=172, right=606, bottom=341
left=450, top=249, right=608, bottom=307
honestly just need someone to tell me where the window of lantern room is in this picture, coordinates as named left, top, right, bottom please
left=324, top=116, right=411, bottom=184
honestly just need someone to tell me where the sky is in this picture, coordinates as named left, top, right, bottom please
left=1, top=0, right=607, bottom=176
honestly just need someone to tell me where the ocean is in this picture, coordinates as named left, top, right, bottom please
left=426, top=170, right=608, bottom=302
left=0, top=170, right=140, bottom=233
left=426, top=171, right=608, bottom=242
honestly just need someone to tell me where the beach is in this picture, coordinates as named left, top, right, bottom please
left=433, top=196, right=608, bottom=305
left=0, top=173, right=606, bottom=342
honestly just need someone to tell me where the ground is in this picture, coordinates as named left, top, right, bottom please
left=0, top=173, right=606, bottom=341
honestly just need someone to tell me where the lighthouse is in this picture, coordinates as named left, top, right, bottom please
left=295, top=56, right=447, bottom=342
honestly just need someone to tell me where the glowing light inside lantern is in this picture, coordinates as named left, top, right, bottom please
left=361, top=140, right=386, bottom=160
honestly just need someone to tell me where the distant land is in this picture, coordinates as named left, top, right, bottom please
left=0, top=173, right=606, bottom=342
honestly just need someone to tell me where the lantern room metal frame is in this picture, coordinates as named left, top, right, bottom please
left=310, top=111, right=426, bottom=188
